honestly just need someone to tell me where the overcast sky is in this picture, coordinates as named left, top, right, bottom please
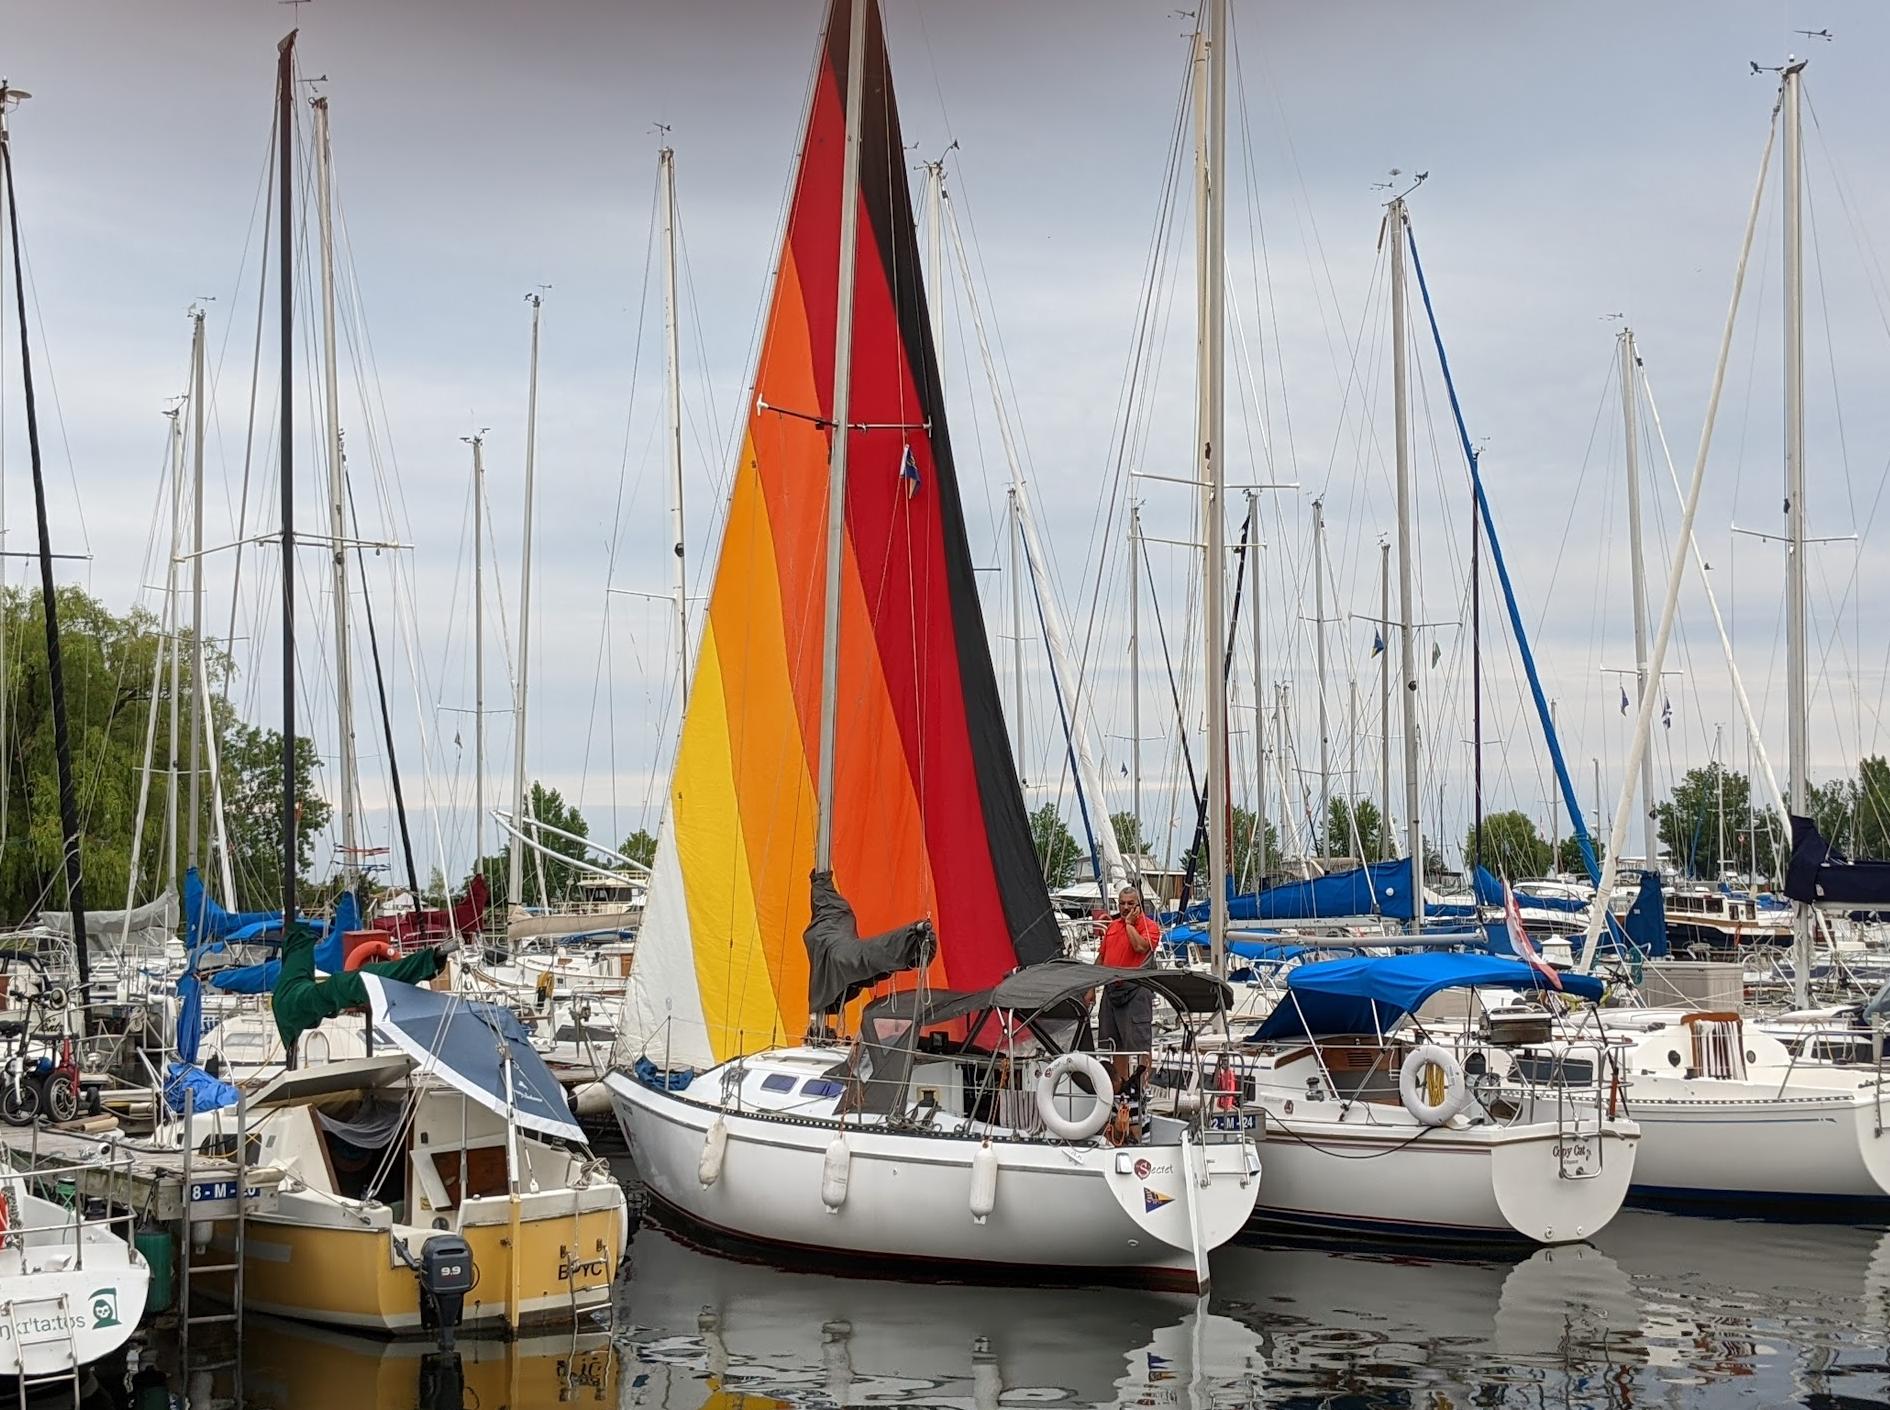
left=4, top=0, right=1888, bottom=899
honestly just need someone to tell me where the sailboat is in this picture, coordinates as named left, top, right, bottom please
left=605, top=0, right=1260, bottom=1290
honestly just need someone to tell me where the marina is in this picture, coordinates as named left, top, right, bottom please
left=2, top=0, right=1890, bottom=1406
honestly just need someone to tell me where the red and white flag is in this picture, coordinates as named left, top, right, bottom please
left=1504, top=881, right=1563, bottom=990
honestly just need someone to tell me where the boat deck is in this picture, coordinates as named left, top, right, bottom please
left=0, top=1120, right=284, bottom=1223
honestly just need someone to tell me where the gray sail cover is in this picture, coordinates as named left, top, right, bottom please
left=361, top=974, right=583, bottom=1143
left=804, top=871, right=935, bottom=1016
left=41, top=888, right=178, bottom=953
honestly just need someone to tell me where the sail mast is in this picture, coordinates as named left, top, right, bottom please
left=1198, top=0, right=1228, bottom=977
left=1313, top=496, right=1328, bottom=852
left=813, top=0, right=868, bottom=873
left=1782, top=58, right=1811, bottom=1006
left=660, top=145, right=689, bottom=714
left=1620, top=325, right=1656, bottom=869
left=466, top=432, right=485, bottom=879
left=509, top=292, right=542, bottom=907
left=0, top=80, right=91, bottom=996
left=275, top=30, right=297, bottom=955
left=1378, top=540, right=1390, bottom=859
left=188, top=307, right=206, bottom=868
left=313, top=95, right=358, bottom=890
left=1130, top=503, right=1141, bottom=838
left=1389, top=196, right=1423, bottom=933
left=165, top=407, right=183, bottom=887
left=1249, top=491, right=1265, bottom=884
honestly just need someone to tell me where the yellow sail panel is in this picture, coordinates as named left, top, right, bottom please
left=676, top=625, right=784, bottom=1059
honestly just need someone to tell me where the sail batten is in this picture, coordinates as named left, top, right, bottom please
left=618, top=0, right=1056, bottom=1070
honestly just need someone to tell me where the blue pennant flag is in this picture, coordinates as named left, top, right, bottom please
left=1619, top=685, right=1630, bottom=716
left=1371, top=631, right=1385, bottom=657
left=900, top=442, right=922, bottom=500
left=1662, top=695, right=1673, bottom=730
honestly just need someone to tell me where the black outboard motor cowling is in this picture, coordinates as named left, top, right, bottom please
left=417, top=1234, right=476, bottom=1349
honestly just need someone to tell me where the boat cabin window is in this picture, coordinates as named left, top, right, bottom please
left=760, top=1073, right=796, bottom=1094
left=801, top=1078, right=846, bottom=1099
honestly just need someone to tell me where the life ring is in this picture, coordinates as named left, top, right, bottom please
left=1399, top=1043, right=1468, bottom=1126
left=345, top=940, right=396, bottom=971
left=1036, top=1052, right=1114, bottom=1142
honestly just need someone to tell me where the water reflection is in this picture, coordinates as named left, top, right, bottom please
left=204, top=1316, right=615, bottom=1410
left=619, top=1221, right=1260, bottom=1408
left=174, top=1207, right=1890, bottom=1408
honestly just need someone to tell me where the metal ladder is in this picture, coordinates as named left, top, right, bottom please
left=5, top=1293, right=81, bottom=1410
left=177, top=1087, right=249, bottom=1369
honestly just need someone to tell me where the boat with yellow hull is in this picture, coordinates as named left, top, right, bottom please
left=185, top=1017, right=628, bottom=1335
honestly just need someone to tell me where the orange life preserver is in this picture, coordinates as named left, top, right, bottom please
left=345, top=939, right=396, bottom=971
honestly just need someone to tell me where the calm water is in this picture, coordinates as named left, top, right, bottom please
left=200, top=1177, right=1890, bottom=1410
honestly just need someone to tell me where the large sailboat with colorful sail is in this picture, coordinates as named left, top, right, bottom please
left=604, top=0, right=1260, bottom=1290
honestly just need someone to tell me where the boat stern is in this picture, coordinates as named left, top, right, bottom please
left=1489, top=1120, right=1639, bottom=1243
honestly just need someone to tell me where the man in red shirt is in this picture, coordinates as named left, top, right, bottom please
left=1098, top=885, right=1159, bottom=1089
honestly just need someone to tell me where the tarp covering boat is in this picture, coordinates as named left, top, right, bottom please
left=614, top=0, right=1058, bottom=1072
left=1182, top=861, right=1415, bottom=923
left=362, top=974, right=582, bottom=1143
left=1252, top=952, right=1604, bottom=1041
left=183, top=866, right=356, bottom=974
left=803, top=871, right=934, bottom=1017
left=41, top=888, right=178, bottom=953
left=1623, top=870, right=1668, bottom=957
left=1785, top=813, right=1890, bottom=908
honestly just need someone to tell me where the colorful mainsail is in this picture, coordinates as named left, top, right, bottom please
left=619, top=0, right=1058, bottom=1068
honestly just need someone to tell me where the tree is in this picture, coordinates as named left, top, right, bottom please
left=1110, top=811, right=1148, bottom=856
left=1322, top=798, right=1388, bottom=863
left=1858, top=756, right=1890, bottom=858
left=1656, top=764, right=1760, bottom=879
left=1029, top=803, right=1080, bottom=887
left=1462, top=810, right=1550, bottom=879
left=619, top=828, right=658, bottom=868
left=1230, top=806, right=1280, bottom=889
left=1553, top=833, right=1604, bottom=875
left=221, top=722, right=333, bottom=909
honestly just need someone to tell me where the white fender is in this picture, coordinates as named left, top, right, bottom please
left=1399, top=1043, right=1469, bottom=1126
left=969, top=1142, right=999, bottom=1223
left=572, top=1080, right=612, bottom=1117
left=698, top=1115, right=727, bottom=1186
left=821, top=1134, right=851, bottom=1211
left=1036, top=1052, right=1114, bottom=1142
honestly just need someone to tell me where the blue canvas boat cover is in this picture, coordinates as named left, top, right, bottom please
left=1786, top=814, right=1890, bottom=909
left=1251, top=952, right=1605, bottom=1041
left=361, top=975, right=583, bottom=1144
left=1623, top=870, right=1668, bottom=958
left=184, top=866, right=358, bottom=974
left=1184, top=860, right=1420, bottom=924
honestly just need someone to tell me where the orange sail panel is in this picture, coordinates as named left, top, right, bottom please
left=620, top=0, right=1059, bottom=1069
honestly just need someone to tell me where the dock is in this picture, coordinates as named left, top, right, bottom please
left=0, top=1117, right=282, bottom=1223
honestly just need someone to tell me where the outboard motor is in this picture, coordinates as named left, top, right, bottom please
left=417, top=1234, right=476, bottom=1350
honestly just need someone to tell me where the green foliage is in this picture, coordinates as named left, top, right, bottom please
left=220, top=721, right=333, bottom=909
left=1463, top=809, right=1550, bottom=879
left=1230, top=806, right=1280, bottom=889
left=1553, top=833, right=1604, bottom=874
left=618, top=828, right=658, bottom=868
left=1858, top=757, right=1890, bottom=858
left=1323, top=798, right=1388, bottom=862
left=1655, top=763, right=1768, bottom=879
left=494, top=781, right=592, bottom=909
left=1110, top=811, right=1147, bottom=856
left=1030, top=803, right=1080, bottom=887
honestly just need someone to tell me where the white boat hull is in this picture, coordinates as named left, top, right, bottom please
left=0, top=1187, right=148, bottom=1381
left=1625, top=1089, right=1890, bottom=1207
left=1252, top=1116, right=1638, bottom=1243
left=605, top=1071, right=1261, bottom=1290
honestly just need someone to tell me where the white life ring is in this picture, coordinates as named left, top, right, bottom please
left=1036, top=1052, right=1114, bottom=1141
left=1399, top=1043, right=1468, bottom=1126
